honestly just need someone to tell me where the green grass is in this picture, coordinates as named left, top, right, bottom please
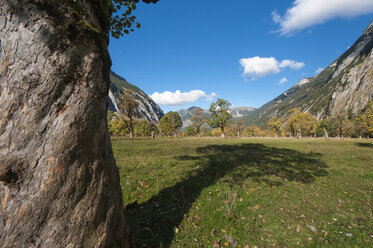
left=112, top=137, right=373, bottom=247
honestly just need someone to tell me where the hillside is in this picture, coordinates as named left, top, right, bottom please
left=108, top=71, right=164, bottom=123
left=246, top=20, right=373, bottom=127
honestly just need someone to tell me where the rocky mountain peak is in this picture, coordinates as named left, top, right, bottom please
left=108, top=72, right=164, bottom=123
left=363, top=20, right=373, bottom=35
left=245, top=20, right=373, bottom=127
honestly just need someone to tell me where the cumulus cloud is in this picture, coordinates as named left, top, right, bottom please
left=279, top=77, right=288, bottom=84
left=205, top=92, right=217, bottom=101
left=150, top=90, right=216, bottom=106
left=315, top=67, right=324, bottom=74
left=279, top=59, right=305, bottom=70
left=272, top=0, right=373, bottom=35
left=239, top=56, right=305, bottom=79
left=239, top=57, right=280, bottom=78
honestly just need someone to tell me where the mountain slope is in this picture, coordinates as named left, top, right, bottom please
left=178, top=107, right=210, bottom=129
left=246, top=20, right=373, bottom=127
left=108, top=71, right=164, bottom=123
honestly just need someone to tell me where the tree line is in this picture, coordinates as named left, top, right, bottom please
left=109, top=90, right=373, bottom=139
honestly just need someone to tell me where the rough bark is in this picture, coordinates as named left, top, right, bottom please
left=0, top=0, right=128, bottom=247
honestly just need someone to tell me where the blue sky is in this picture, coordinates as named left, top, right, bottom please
left=108, top=0, right=373, bottom=113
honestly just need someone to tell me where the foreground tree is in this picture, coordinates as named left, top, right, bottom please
left=0, top=0, right=158, bottom=247
left=208, top=98, right=232, bottom=138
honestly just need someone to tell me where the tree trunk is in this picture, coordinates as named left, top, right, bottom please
left=322, top=127, right=328, bottom=139
left=151, top=130, right=155, bottom=139
left=0, top=1, right=128, bottom=247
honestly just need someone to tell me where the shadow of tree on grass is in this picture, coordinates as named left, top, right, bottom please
left=125, top=143, right=328, bottom=247
left=355, top=142, right=373, bottom=148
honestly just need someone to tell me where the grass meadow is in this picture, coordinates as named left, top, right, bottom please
left=111, top=137, right=373, bottom=247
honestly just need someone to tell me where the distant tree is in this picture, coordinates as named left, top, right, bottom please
left=208, top=98, right=232, bottom=138
left=317, top=119, right=333, bottom=140
left=150, top=122, right=157, bottom=139
left=230, top=118, right=244, bottom=138
left=201, top=126, right=212, bottom=137
left=108, top=117, right=128, bottom=136
left=285, top=108, right=318, bottom=138
left=225, top=124, right=236, bottom=137
left=354, top=101, right=373, bottom=138
left=107, top=110, right=115, bottom=122
left=244, top=125, right=263, bottom=137
left=267, top=116, right=283, bottom=137
left=331, top=115, right=355, bottom=138
left=191, top=108, right=207, bottom=137
left=136, top=119, right=153, bottom=136
left=211, top=128, right=222, bottom=137
left=158, top=111, right=183, bottom=136
left=184, top=126, right=197, bottom=136
left=347, top=108, right=355, bottom=120
left=118, top=90, right=140, bottom=139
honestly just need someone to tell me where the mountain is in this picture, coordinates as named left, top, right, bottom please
left=246, top=20, right=373, bottom=127
left=108, top=71, right=164, bottom=123
left=178, top=106, right=256, bottom=129
left=230, top=107, right=257, bottom=118
left=178, top=106, right=210, bottom=129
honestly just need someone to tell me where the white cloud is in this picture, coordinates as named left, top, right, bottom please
left=205, top=92, right=217, bottom=101
left=273, top=0, right=373, bottom=35
left=239, top=56, right=305, bottom=79
left=315, top=67, right=324, bottom=74
left=150, top=90, right=216, bottom=106
left=239, top=57, right=280, bottom=78
left=279, top=59, right=305, bottom=70
left=279, top=77, right=288, bottom=84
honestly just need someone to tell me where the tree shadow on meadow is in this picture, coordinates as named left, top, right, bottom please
left=355, top=142, right=373, bottom=148
left=126, top=143, right=328, bottom=247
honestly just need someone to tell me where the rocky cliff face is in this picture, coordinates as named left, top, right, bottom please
left=246, top=20, right=373, bottom=126
left=0, top=1, right=128, bottom=247
left=108, top=71, right=164, bottom=123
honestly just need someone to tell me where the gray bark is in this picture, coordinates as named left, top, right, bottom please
left=0, top=1, right=128, bottom=247
left=323, top=127, right=329, bottom=141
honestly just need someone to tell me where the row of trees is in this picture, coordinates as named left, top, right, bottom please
left=183, top=102, right=372, bottom=139
left=109, top=95, right=233, bottom=138
left=110, top=90, right=372, bottom=139
left=265, top=103, right=372, bottom=139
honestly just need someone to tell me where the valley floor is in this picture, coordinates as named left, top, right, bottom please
left=112, top=137, right=373, bottom=247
